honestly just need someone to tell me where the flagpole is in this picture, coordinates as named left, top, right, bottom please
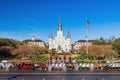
left=86, top=21, right=89, bottom=61
left=86, top=27, right=88, bottom=60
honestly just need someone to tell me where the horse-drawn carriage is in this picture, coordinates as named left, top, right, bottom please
left=66, top=62, right=74, bottom=70
left=48, top=62, right=66, bottom=71
left=17, top=62, right=34, bottom=70
left=0, top=60, right=14, bottom=71
left=39, top=63, right=48, bottom=70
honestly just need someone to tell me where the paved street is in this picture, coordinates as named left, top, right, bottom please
left=0, top=73, right=120, bottom=80
left=0, top=69, right=120, bottom=80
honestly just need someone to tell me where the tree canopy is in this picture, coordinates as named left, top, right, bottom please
left=92, top=36, right=115, bottom=45
left=0, top=38, right=20, bottom=48
left=112, top=38, right=120, bottom=55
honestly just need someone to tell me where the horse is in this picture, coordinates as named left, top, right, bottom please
left=39, top=63, right=48, bottom=70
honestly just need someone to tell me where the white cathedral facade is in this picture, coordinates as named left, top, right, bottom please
left=49, top=19, right=71, bottom=53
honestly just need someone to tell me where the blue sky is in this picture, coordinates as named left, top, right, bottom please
left=0, top=0, right=120, bottom=43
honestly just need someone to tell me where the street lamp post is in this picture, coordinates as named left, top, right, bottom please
left=49, top=52, right=52, bottom=63
left=64, top=52, right=66, bottom=63
left=69, top=50, right=72, bottom=62
left=86, top=35, right=88, bottom=61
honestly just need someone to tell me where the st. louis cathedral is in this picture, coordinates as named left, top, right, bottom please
left=49, top=19, right=71, bottom=53
left=27, top=19, right=92, bottom=52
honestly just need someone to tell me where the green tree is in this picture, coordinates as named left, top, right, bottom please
left=78, top=46, right=86, bottom=54
left=22, top=40, right=29, bottom=44
left=39, top=46, right=48, bottom=54
left=48, top=48, right=56, bottom=54
left=102, top=50, right=118, bottom=60
left=32, top=46, right=48, bottom=55
left=12, top=44, right=34, bottom=59
left=93, top=36, right=115, bottom=45
left=92, top=39, right=102, bottom=45
left=112, top=38, right=120, bottom=55
left=73, top=53, right=96, bottom=60
left=31, top=54, right=49, bottom=62
left=88, top=52, right=96, bottom=60
left=107, top=36, right=115, bottom=44
left=75, top=54, right=86, bottom=60
left=0, top=46, right=14, bottom=58
left=0, top=38, right=20, bottom=48
left=100, top=37, right=105, bottom=44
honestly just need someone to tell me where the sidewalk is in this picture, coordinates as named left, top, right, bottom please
left=0, top=69, right=120, bottom=75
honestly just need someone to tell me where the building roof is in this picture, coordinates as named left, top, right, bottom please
left=27, top=39, right=44, bottom=42
left=76, top=40, right=93, bottom=43
left=72, top=40, right=93, bottom=46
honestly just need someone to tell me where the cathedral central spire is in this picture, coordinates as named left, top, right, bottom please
left=58, top=17, right=62, bottom=31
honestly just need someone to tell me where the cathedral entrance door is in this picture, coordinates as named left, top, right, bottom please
left=57, top=45, right=62, bottom=53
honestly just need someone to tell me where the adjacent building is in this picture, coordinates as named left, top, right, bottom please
left=27, top=36, right=46, bottom=47
left=72, top=40, right=92, bottom=50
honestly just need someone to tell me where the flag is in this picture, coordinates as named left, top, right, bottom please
left=86, top=20, right=90, bottom=28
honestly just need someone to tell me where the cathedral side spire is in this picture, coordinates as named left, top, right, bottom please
left=58, top=17, right=62, bottom=31
left=67, top=31, right=71, bottom=38
left=49, top=32, right=53, bottom=38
